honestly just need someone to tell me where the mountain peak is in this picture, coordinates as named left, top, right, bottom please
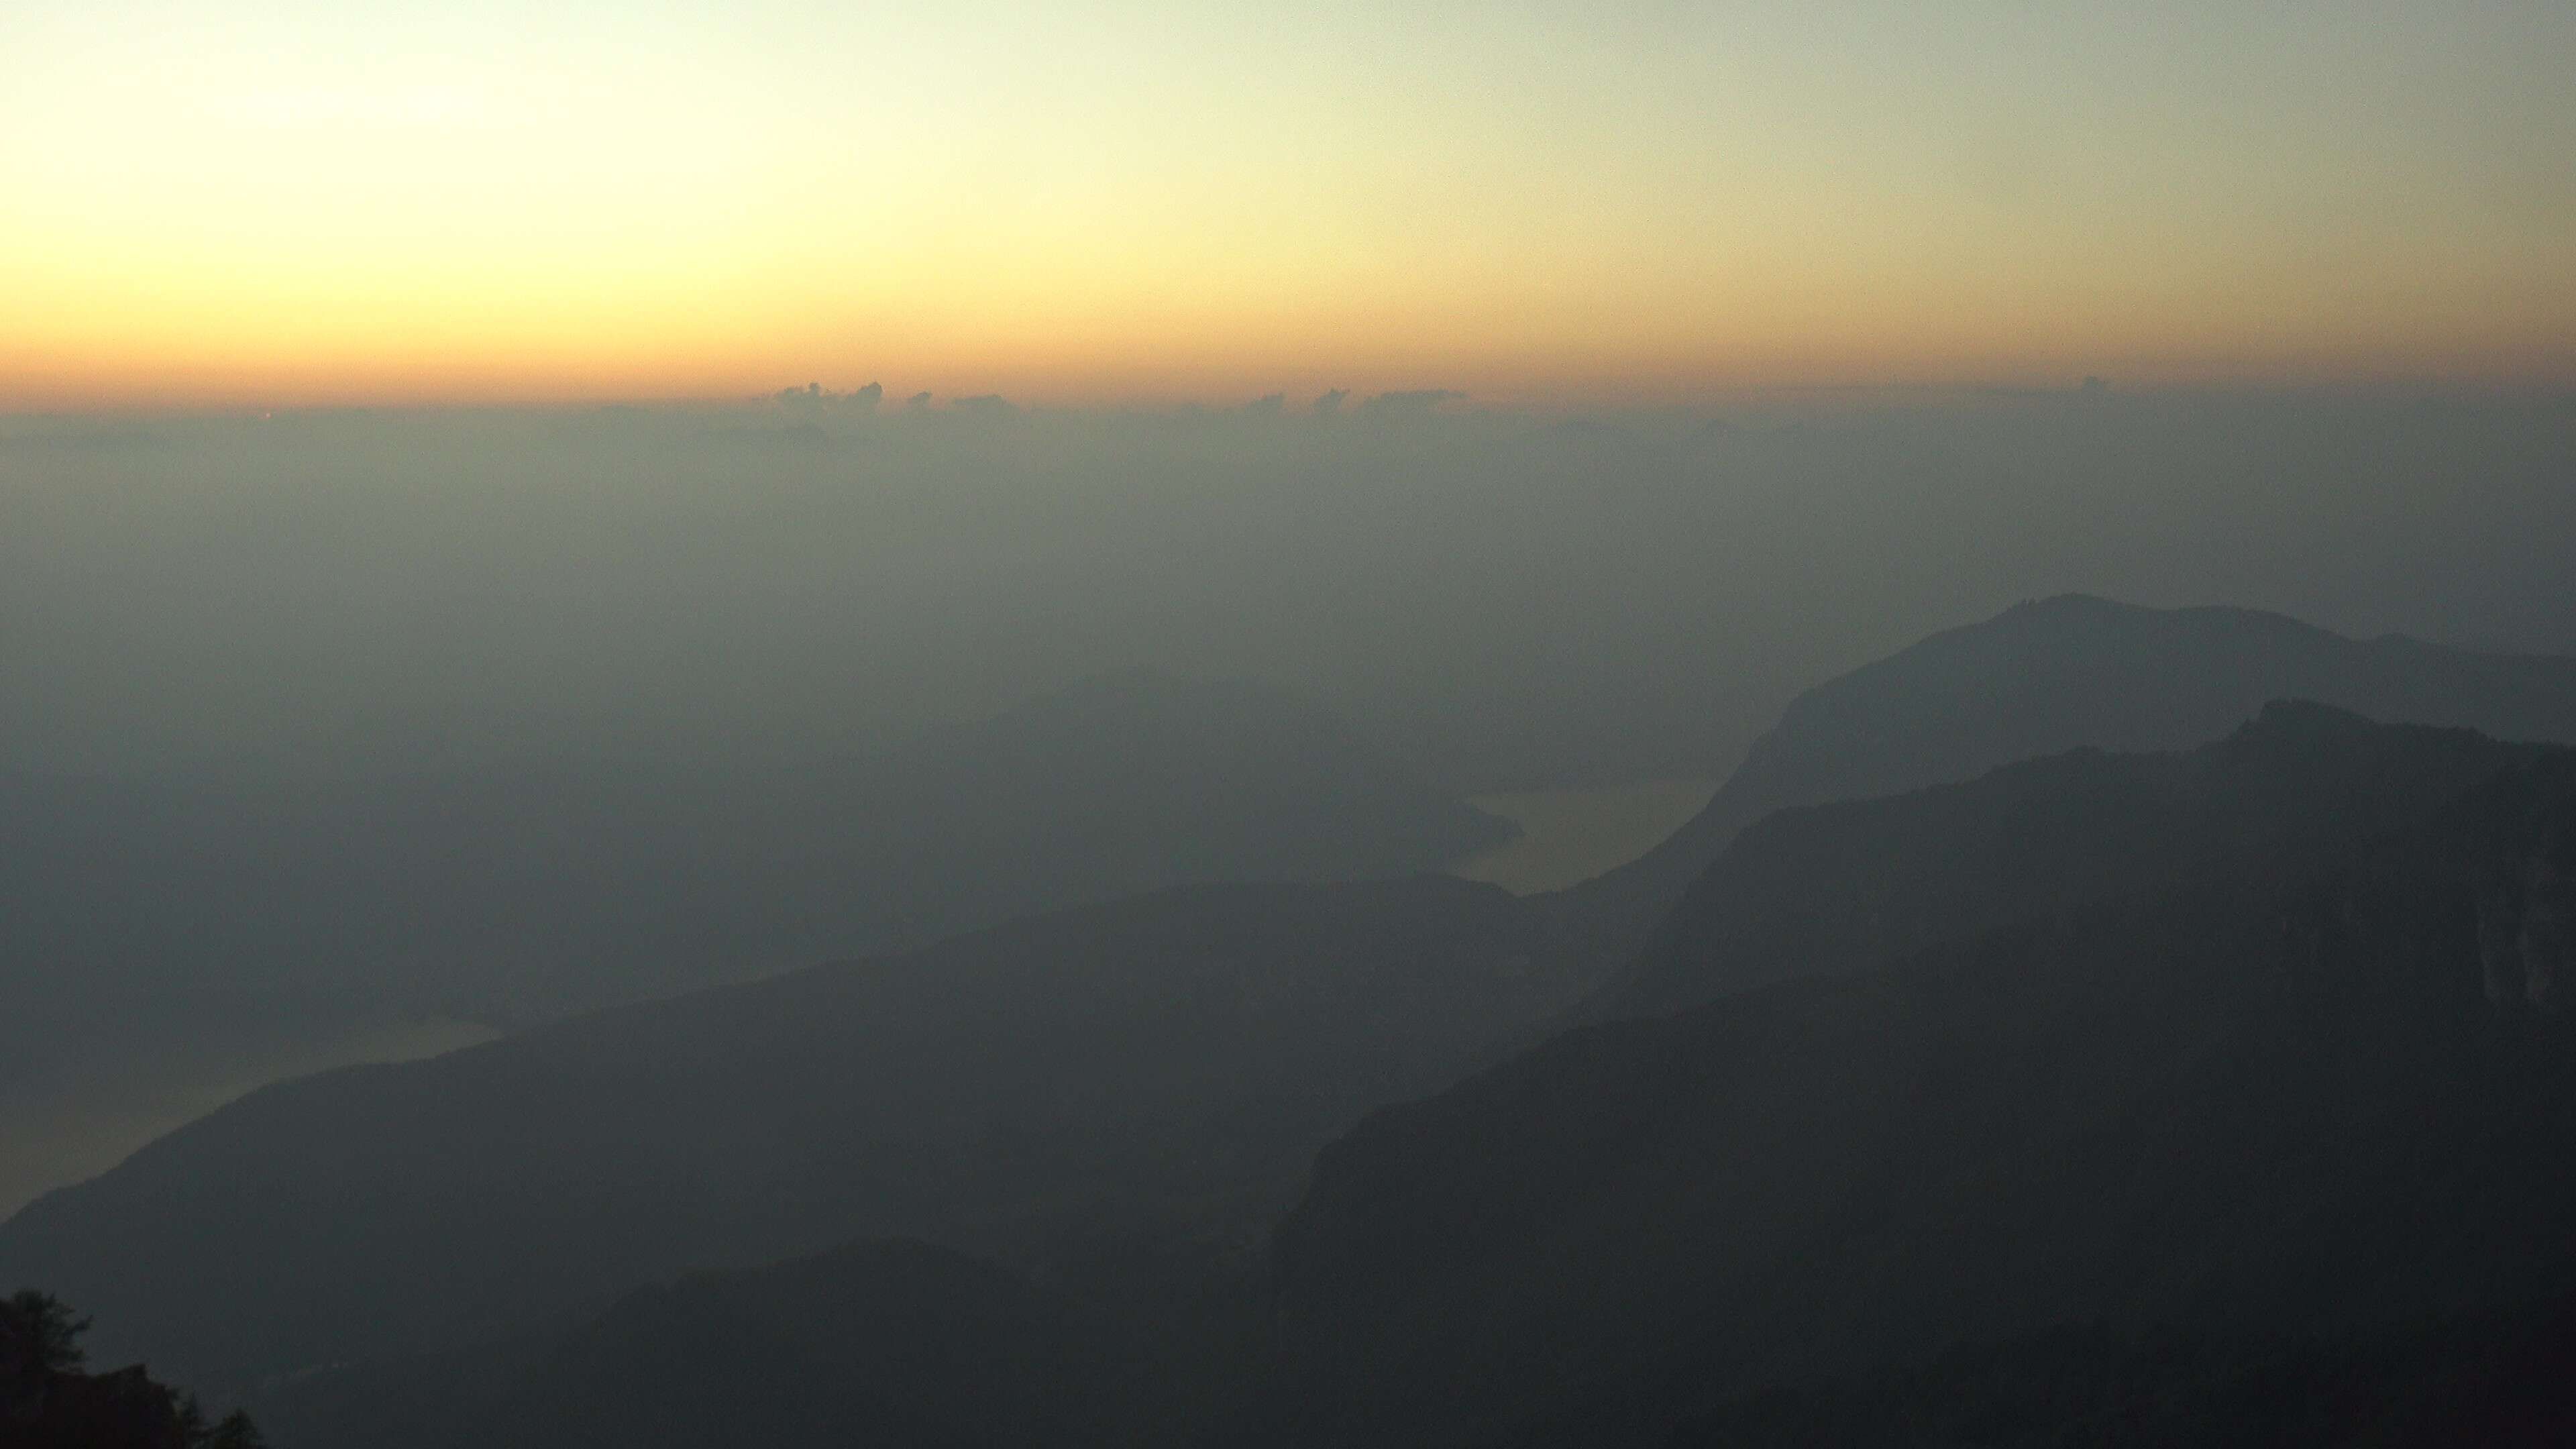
left=2237, top=696, right=2392, bottom=740
left=1990, top=592, right=2326, bottom=641
left=1998, top=591, right=2145, bottom=617
left=1556, top=598, right=2576, bottom=941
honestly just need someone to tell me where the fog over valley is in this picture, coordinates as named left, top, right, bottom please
left=7, top=3, right=2576, bottom=1442
left=5, top=388, right=2573, bottom=1235
left=11, top=392, right=2572, bottom=794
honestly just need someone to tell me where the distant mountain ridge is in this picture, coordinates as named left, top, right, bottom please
left=0, top=875, right=1574, bottom=1397
left=1267, top=711, right=2576, bottom=1446
left=22, top=600, right=2576, bottom=1446
left=1560, top=594, right=2576, bottom=945
left=0, top=669, right=1509, bottom=1022
left=250, top=707, right=2576, bottom=1449
left=1596, top=698, right=2551, bottom=1018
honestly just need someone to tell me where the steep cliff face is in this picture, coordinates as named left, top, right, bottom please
left=2479, top=857, right=2572, bottom=1009
left=2360, top=750, right=2576, bottom=1012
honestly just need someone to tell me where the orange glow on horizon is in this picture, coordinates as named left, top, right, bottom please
left=5, top=3, right=2571, bottom=413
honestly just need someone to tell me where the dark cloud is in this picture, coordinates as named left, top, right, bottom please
left=774, top=382, right=883, bottom=413
left=1360, top=389, right=1464, bottom=420
left=1312, top=388, right=1348, bottom=418
left=952, top=394, right=1020, bottom=420
left=1244, top=393, right=1285, bottom=417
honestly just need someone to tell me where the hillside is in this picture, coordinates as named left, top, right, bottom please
left=1560, top=595, right=2576, bottom=947
left=1268, top=714, right=2576, bottom=1446
left=1665, top=1293, right=2576, bottom=1448
left=256, top=1240, right=1119, bottom=1449
left=1597, top=699, right=2545, bottom=1018
left=0, top=875, right=1572, bottom=1398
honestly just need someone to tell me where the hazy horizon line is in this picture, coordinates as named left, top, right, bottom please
left=11, top=376, right=2574, bottom=425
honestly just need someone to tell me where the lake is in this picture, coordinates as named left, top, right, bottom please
left=1448, top=777, right=1715, bottom=894
left=0, top=1013, right=499, bottom=1220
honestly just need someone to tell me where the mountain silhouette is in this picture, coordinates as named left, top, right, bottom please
left=20, top=607, right=2576, bottom=1446
left=1558, top=595, right=2576, bottom=950
left=1267, top=711, right=2576, bottom=1446
left=0, top=875, right=1575, bottom=1397
left=1663, top=1292, right=2576, bottom=1448
left=261, top=1240, right=1115, bottom=1449
left=1594, top=698, right=2552, bottom=1018
left=234, top=706, right=2576, bottom=1449
left=0, top=670, right=1508, bottom=1024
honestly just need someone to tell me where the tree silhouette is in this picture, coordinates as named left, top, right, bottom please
left=7, top=1291, right=266, bottom=1448
left=203, top=1409, right=268, bottom=1448
left=175, top=1387, right=268, bottom=1447
left=4, top=1289, right=90, bottom=1373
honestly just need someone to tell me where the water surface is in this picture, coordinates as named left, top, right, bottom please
left=1449, top=778, right=1717, bottom=894
left=0, top=1014, right=498, bottom=1220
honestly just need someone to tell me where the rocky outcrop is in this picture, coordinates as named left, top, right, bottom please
left=2481, top=857, right=2572, bottom=1009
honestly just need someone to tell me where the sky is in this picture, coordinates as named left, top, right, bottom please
left=3, top=1, right=2573, bottom=409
